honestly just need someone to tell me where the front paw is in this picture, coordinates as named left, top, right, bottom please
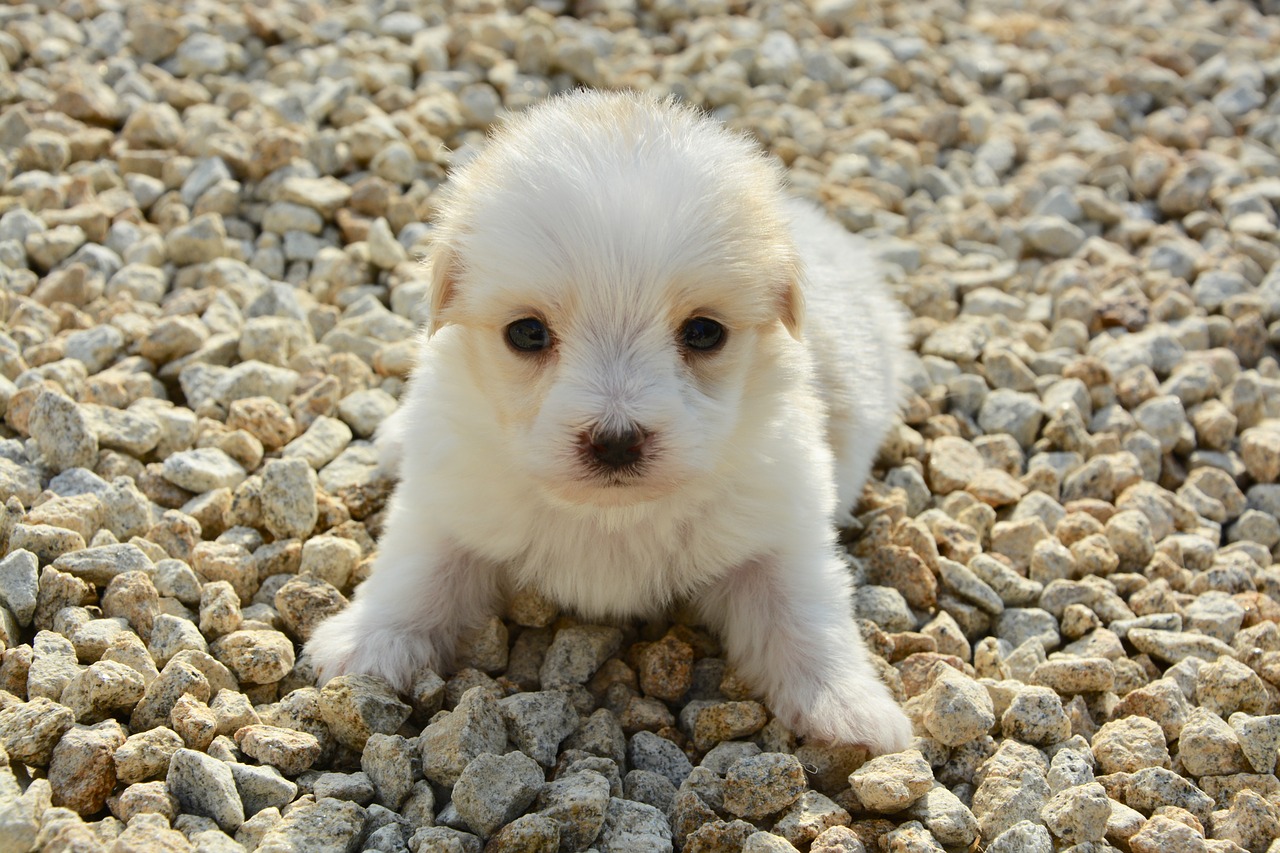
left=305, top=606, right=442, bottom=693
left=772, top=676, right=913, bottom=755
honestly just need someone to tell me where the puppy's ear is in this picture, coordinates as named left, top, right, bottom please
left=426, top=245, right=458, bottom=336
left=778, top=276, right=804, bottom=340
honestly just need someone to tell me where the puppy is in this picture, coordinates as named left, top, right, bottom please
left=307, top=91, right=913, bottom=754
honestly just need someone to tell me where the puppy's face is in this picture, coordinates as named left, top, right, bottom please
left=428, top=94, right=802, bottom=508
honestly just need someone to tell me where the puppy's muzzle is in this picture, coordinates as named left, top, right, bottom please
left=581, top=426, right=650, bottom=470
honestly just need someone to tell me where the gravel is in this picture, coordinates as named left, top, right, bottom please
left=2, top=0, right=1280, bottom=849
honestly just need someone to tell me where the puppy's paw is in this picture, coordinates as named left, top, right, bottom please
left=305, top=606, right=442, bottom=693
left=772, top=676, right=913, bottom=755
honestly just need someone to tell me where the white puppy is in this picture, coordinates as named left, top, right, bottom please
left=307, top=91, right=912, bottom=753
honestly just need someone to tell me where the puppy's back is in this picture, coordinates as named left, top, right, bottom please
left=786, top=198, right=907, bottom=511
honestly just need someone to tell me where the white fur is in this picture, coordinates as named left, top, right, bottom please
left=306, top=91, right=912, bottom=753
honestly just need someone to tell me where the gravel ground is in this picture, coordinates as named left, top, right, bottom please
left=2, top=0, right=1280, bottom=851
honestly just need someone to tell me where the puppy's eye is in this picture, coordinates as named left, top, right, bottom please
left=507, top=318, right=551, bottom=352
left=681, top=317, right=725, bottom=352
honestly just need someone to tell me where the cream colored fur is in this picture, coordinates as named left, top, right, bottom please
left=306, top=91, right=912, bottom=753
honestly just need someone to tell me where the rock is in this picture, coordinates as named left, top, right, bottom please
left=540, top=625, right=624, bottom=688
left=209, top=630, right=294, bottom=684
left=229, top=761, right=297, bottom=816
left=255, top=797, right=366, bottom=853
left=772, top=791, right=851, bottom=848
left=114, top=726, right=185, bottom=783
left=318, top=674, right=412, bottom=751
left=312, top=770, right=376, bottom=803
left=1092, top=716, right=1170, bottom=774
left=0, top=549, right=39, bottom=627
left=361, top=733, right=416, bottom=810
left=484, top=813, right=561, bottom=852
left=971, top=741, right=1050, bottom=840
left=419, top=686, right=508, bottom=786
left=719, top=752, right=808, bottom=819
left=847, top=750, right=934, bottom=813
left=60, top=660, right=146, bottom=723
left=259, top=458, right=319, bottom=539
left=0, top=697, right=74, bottom=768
left=927, top=436, right=984, bottom=494
left=1001, top=686, right=1071, bottom=745
left=922, top=667, right=995, bottom=746
left=30, top=391, right=97, bottom=471
left=234, top=724, right=322, bottom=776
left=535, top=769, right=610, bottom=851
left=978, top=389, right=1045, bottom=448
left=1178, top=707, right=1249, bottom=776
left=1040, top=782, right=1110, bottom=844
left=579, top=798, right=669, bottom=853
left=162, top=447, right=246, bottom=493
left=274, top=574, right=346, bottom=643
left=499, top=690, right=579, bottom=767
left=452, top=750, right=544, bottom=838
left=166, top=747, right=244, bottom=833
left=166, top=214, right=226, bottom=265
left=281, top=415, right=352, bottom=469
left=904, top=784, right=979, bottom=849
left=628, top=730, right=692, bottom=788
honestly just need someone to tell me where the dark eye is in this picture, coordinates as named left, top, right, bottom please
left=681, top=317, right=724, bottom=352
left=507, top=318, right=550, bottom=352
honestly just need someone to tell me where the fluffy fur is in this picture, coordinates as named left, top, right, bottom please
left=306, top=91, right=913, bottom=753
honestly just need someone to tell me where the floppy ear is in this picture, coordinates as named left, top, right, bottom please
left=778, top=275, right=804, bottom=340
left=426, top=245, right=458, bottom=336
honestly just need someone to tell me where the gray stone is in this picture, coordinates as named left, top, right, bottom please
left=540, top=625, right=624, bottom=688
left=535, top=769, right=610, bottom=851
left=30, top=391, right=98, bottom=472
left=167, top=747, right=244, bottom=832
left=627, top=730, right=692, bottom=788
left=498, top=690, right=580, bottom=768
left=162, top=448, right=247, bottom=493
left=419, top=686, right=508, bottom=787
left=452, top=750, right=545, bottom=838
left=596, top=797, right=673, bottom=853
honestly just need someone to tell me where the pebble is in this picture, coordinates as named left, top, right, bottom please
left=255, top=796, right=367, bottom=853
left=541, top=625, right=624, bottom=688
left=361, top=733, right=416, bottom=810
left=419, top=686, right=508, bottom=787
left=166, top=747, right=244, bottom=833
left=318, top=673, right=411, bottom=751
left=48, top=721, right=126, bottom=816
left=234, top=724, right=321, bottom=776
left=259, top=457, right=319, bottom=539
left=453, top=750, right=545, bottom=838
left=847, top=750, right=934, bottom=813
left=721, top=752, right=808, bottom=819
left=535, top=769, right=611, bottom=851
left=162, top=448, right=247, bottom=493
left=922, top=666, right=995, bottom=746
left=499, top=690, right=580, bottom=767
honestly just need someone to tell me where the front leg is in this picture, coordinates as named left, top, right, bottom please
left=305, top=515, right=499, bottom=692
left=698, top=551, right=912, bottom=754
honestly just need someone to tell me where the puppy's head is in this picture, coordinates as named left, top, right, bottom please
left=427, top=91, right=802, bottom=508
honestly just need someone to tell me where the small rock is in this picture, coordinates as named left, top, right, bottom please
left=318, top=673, right=412, bottom=751
left=234, top=724, right=322, bottom=776
left=167, top=747, right=244, bottom=833
left=847, top=749, right=933, bottom=813
left=453, top=750, right=545, bottom=838
left=419, top=686, right=508, bottom=786
left=535, top=769, right=611, bottom=851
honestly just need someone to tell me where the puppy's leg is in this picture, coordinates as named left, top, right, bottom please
left=698, top=552, right=912, bottom=754
left=305, top=517, right=498, bottom=692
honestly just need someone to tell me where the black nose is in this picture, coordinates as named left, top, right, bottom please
left=586, top=428, right=647, bottom=469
